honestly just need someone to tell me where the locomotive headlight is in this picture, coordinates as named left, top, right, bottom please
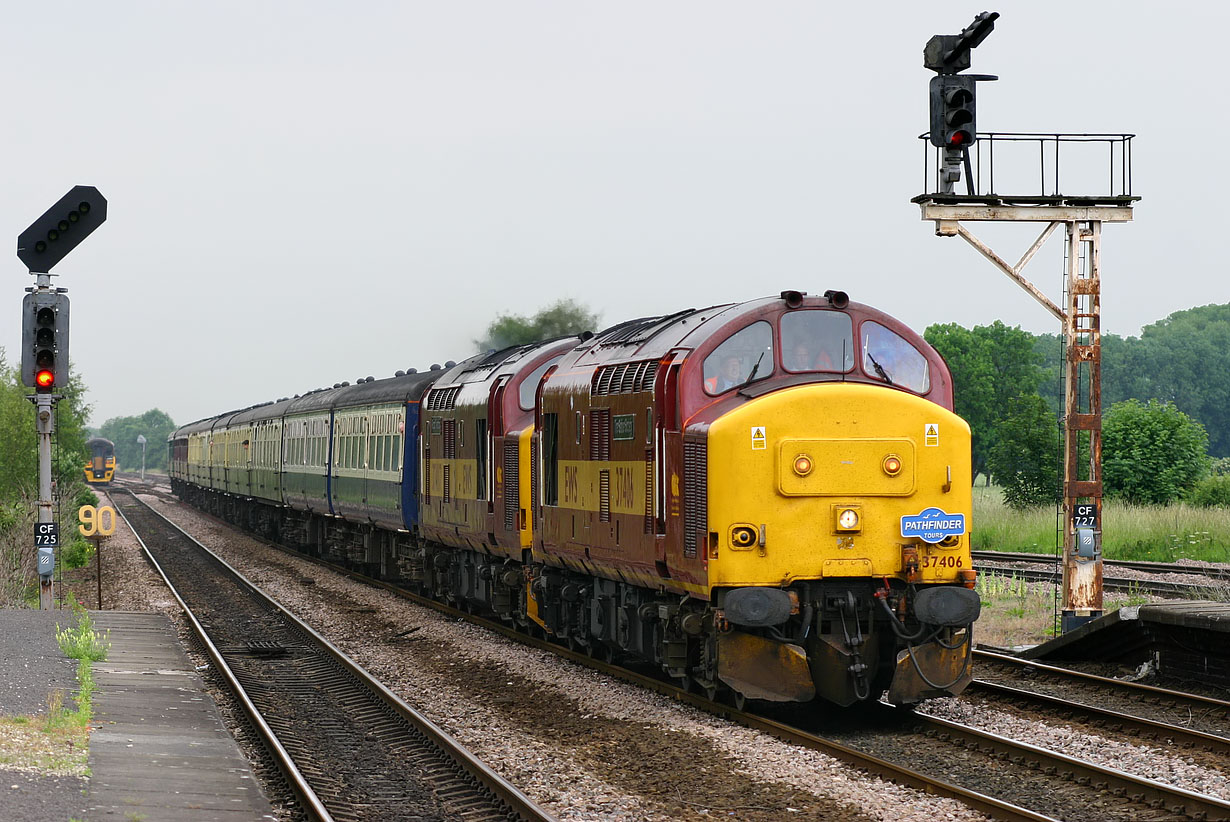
left=882, top=454, right=902, bottom=476
left=793, top=454, right=814, bottom=476
left=833, top=505, right=862, bottom=532
left=730, top=525, right=758, bottom=548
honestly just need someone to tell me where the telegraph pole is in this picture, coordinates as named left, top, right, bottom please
left=17, top=186, right=108, bottom=609
left=914, top=14, right=1139, bottom=632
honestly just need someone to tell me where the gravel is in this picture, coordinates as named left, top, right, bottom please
left=49, top=481, right=1229, bottom=820
left=920, top=696, right=1230, bottom=801
left=133, top=488, right=991, bottom=822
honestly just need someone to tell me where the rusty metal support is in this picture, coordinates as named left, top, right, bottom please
left=1060, top=221, right=1103, bottom=631
left=918, top=201, right=1131, bottom=633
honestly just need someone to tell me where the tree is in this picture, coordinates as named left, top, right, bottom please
left=1134, top=304, right=1230, bottom=457
left=1047, top=305, right=1230, bottom=458
left=99, top=409, right=177, bottom=473
left=1102, top=399, right=1210, bottom=504
left=0, top=349, right=93, bottom=504
left=987, top=394, right=1060, bottom=509
left=925, top=321, right=1047, bottom=484
left=0, top=348, right=93, bottom=604
left=474, top=299, right=599, bottom=352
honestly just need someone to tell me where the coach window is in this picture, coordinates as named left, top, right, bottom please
left=703, top=322, right=774, bottom=395
left=861, top=321, right=930, bottom=394
left=781, top=310, right=854, bottom=373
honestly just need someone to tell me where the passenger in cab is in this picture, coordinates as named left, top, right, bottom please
left=707, top=355, right=745, bottom=393
left=703, top=321, right=775, bottom=395
left=785, top=342, right=814, bottom=371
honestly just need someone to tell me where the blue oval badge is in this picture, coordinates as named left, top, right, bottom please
left=901, top=507, right=967, bottom=544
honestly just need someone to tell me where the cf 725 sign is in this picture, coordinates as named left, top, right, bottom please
left=34, top=522, right=59, bottom=547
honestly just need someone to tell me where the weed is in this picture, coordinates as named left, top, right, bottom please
left=56, top=608, right=110, bottom=662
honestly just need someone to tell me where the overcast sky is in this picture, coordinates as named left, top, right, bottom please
left=3, top=2, right=1226, bottom=429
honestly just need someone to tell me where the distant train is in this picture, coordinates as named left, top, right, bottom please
left=84, top=437, right=116, bottom=486
left=169, top=290, right=980, bottom=708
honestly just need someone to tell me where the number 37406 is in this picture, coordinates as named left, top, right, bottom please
left=921, top=553, right=964, bottom=569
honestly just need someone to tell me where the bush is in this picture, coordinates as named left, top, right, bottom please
left=74, top=487, right=98, bottom=510
left=60, top=537, right=93, bottom=569
left=1188, top=475, right=1230, bottom=508
left=988, top=395, right=1060, bottom=509
left=1103, top=399, right=1211, bottom=504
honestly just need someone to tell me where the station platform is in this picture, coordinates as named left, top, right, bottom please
left=0, top=608, right=276, bottom=822
left=86, top=611, right=277, bottom=820
left=1020, top=600, right=1230, bottom=688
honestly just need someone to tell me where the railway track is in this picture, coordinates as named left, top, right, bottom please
left=165, top=501, right=1230, bottom=822
left=972, top=551, right=1230, bottom=582
left=971, top=551, right=1230, bottom=598
left=972, top=550, right=1230, bottom=598
left=128, top=488, right=1230, bottom=820
left=972, top=649, right=1230, bottom=741
left=110, top=488, right=553, bottom=822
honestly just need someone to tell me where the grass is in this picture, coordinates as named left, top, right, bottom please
left=0, top=606, right=109, bottom=776
left=971, top=484, right=1230, bottom=563
left=972, top=569, right=1157, bottom=648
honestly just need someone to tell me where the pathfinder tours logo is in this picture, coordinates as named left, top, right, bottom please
left=900, top=507, right=967, bottom=543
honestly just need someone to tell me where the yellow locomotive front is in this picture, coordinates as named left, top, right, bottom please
left=689, top=293, right=980, bottom=706
left=83, top=438, right=116, bottom=486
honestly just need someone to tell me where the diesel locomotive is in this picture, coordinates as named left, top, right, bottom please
left=169, top=290, right=980, bottom=708
left=84, top=437, right=116, bottom=486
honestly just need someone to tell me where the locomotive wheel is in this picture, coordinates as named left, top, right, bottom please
left=721, top=688, right=747, bottom=712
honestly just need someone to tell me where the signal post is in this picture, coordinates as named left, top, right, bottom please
left=914, top=14, right=1138, bottom=632
left=17, top=186, right=107, bottom=609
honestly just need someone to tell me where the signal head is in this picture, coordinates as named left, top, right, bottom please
left=20, top=292, right=69, bottom=391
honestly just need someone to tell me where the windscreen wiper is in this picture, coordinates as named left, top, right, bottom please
left=866, top=352, right=893, bottom=385
left=746, top=350, right=767, bottom=384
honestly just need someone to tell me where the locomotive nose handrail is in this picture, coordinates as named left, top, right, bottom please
left=915, top=131, right=1137, bottom=204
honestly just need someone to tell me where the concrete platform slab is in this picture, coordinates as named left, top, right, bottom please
left=85, top=611, right=277, bottom=821
left=1021, top=600, right=1230, bottom=688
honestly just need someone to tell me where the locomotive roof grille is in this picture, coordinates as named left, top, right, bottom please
left=592, top=359, right=658, bottom=395
left=593, top=315, right=666, bottom=346
left=425, top=385, right=461, bottom=410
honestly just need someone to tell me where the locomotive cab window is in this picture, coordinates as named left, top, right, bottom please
left=781, top=310, right=854, bottom=373
left=703, top=321, right=774, bottom=395
left=861, top=321, right=930, bottom=394
left=520, top=355, right=562, bottom=411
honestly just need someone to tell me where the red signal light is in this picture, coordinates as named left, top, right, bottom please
left=35, top=369, right=55, bottom=390
left=948, top=131, right=967, bottom=146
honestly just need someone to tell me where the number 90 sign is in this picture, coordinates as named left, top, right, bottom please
left=78, top=505, right=117, bottom=537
